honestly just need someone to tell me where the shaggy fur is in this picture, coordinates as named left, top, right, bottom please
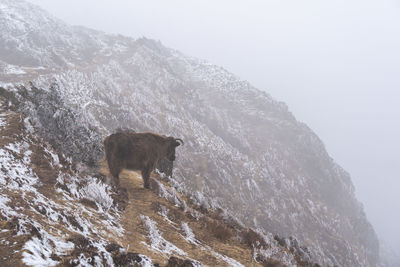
left=104, top=131, right=183, bottom=188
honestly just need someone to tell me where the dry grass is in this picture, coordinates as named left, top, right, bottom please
left=0, top=107, right=264, bottom=266
left=258, top=257, right=288, bottom=267
left=240, top=228, right=268, bottom=248
left=166, top=256, right=197, bottom=267
left=114, top=170, right=260, bottom=266
left=199, top=216, right=233, bottom=242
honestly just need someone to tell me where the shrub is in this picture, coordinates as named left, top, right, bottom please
left=201, top=217, right=232, bottom=242
left=240, top=228, right=267, bottom=248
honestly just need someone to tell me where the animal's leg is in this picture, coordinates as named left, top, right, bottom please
left=112, top=174, right=120, bottom=187
left=111, top=167, right=121, bottom=186
left=141, top=168, right=151, bottom=189
left=107, top=156, right=121, bottom=186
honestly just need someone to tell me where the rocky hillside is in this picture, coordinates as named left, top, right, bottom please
left=0, top=0, right=380, bottom=266
left=0, top=101, right=317, bottom=266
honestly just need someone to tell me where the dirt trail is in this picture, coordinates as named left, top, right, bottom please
left=115, top=169, right=261, bottom=266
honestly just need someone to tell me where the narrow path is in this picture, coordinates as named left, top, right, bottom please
left=115, top=170, right=260, bottom=266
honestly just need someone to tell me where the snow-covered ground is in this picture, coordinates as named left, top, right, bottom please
left=0, top=116, right=129, bottom=266
left=140, top=215, right=186, bottom=257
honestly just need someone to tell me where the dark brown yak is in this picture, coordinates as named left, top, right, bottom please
left=104, top=131, right=183, bottom=188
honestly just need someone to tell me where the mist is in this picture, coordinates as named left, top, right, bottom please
left=27, top=0, right=400, bottom=252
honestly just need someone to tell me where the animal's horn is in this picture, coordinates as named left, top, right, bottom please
left=175, top=138, right=184, bottom=145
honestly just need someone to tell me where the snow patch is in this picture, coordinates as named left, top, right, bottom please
left=22, top=237, right=59, bottom=267
left=0, top=145, right=38, bottom=190
left=43, top=146, right=61, bottom=167
left=57, top=174, right=114, bottom=212
left=157, top=205, right=178, bottom=229
left=156, top=180, right=187, bottom=211
left=79, top=180, right=114, bottom=211
left=0, top=194, right=18, bottom=219
left=0, top=117, right=6, bottom=128
left=0, top=82, right=13, bottom=88
left=210, top=250, right=245, bottom=267
left=23, top=117, right=35, bottom=134
left=4, top=64, right=26, bottom=75
left=181, top=222, right=199, bottom=245
left=22, top=235, right=74, bottom=267
left=140, top=215, right=186, bottom=256
left=0, top=114, right=126, bottom=266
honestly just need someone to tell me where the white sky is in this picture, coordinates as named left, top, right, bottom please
left=27, top=0, right=400, bottom=252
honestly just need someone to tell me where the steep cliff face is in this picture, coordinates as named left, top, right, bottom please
left=0, top=0, right=380, bottom=266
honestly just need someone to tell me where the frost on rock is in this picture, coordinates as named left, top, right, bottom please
left=140, top=215, right=186, bottom=256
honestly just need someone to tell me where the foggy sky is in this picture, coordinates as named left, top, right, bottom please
left=27, top=0, right=400, bottom=252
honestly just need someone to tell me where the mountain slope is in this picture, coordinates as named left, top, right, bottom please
left=0, top=0, right=380, bottom=266
left=0, top=102, right=314, bottom=266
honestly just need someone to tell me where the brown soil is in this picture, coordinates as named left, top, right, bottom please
left=106, top=167, right=261, bottom=266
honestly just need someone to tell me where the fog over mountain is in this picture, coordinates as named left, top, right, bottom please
left=25, top=0, right=400, bottom=254
left=0, top=0, right=398, bottom=265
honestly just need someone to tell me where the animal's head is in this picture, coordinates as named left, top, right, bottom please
left=166, top=137, right=184, bottom=161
